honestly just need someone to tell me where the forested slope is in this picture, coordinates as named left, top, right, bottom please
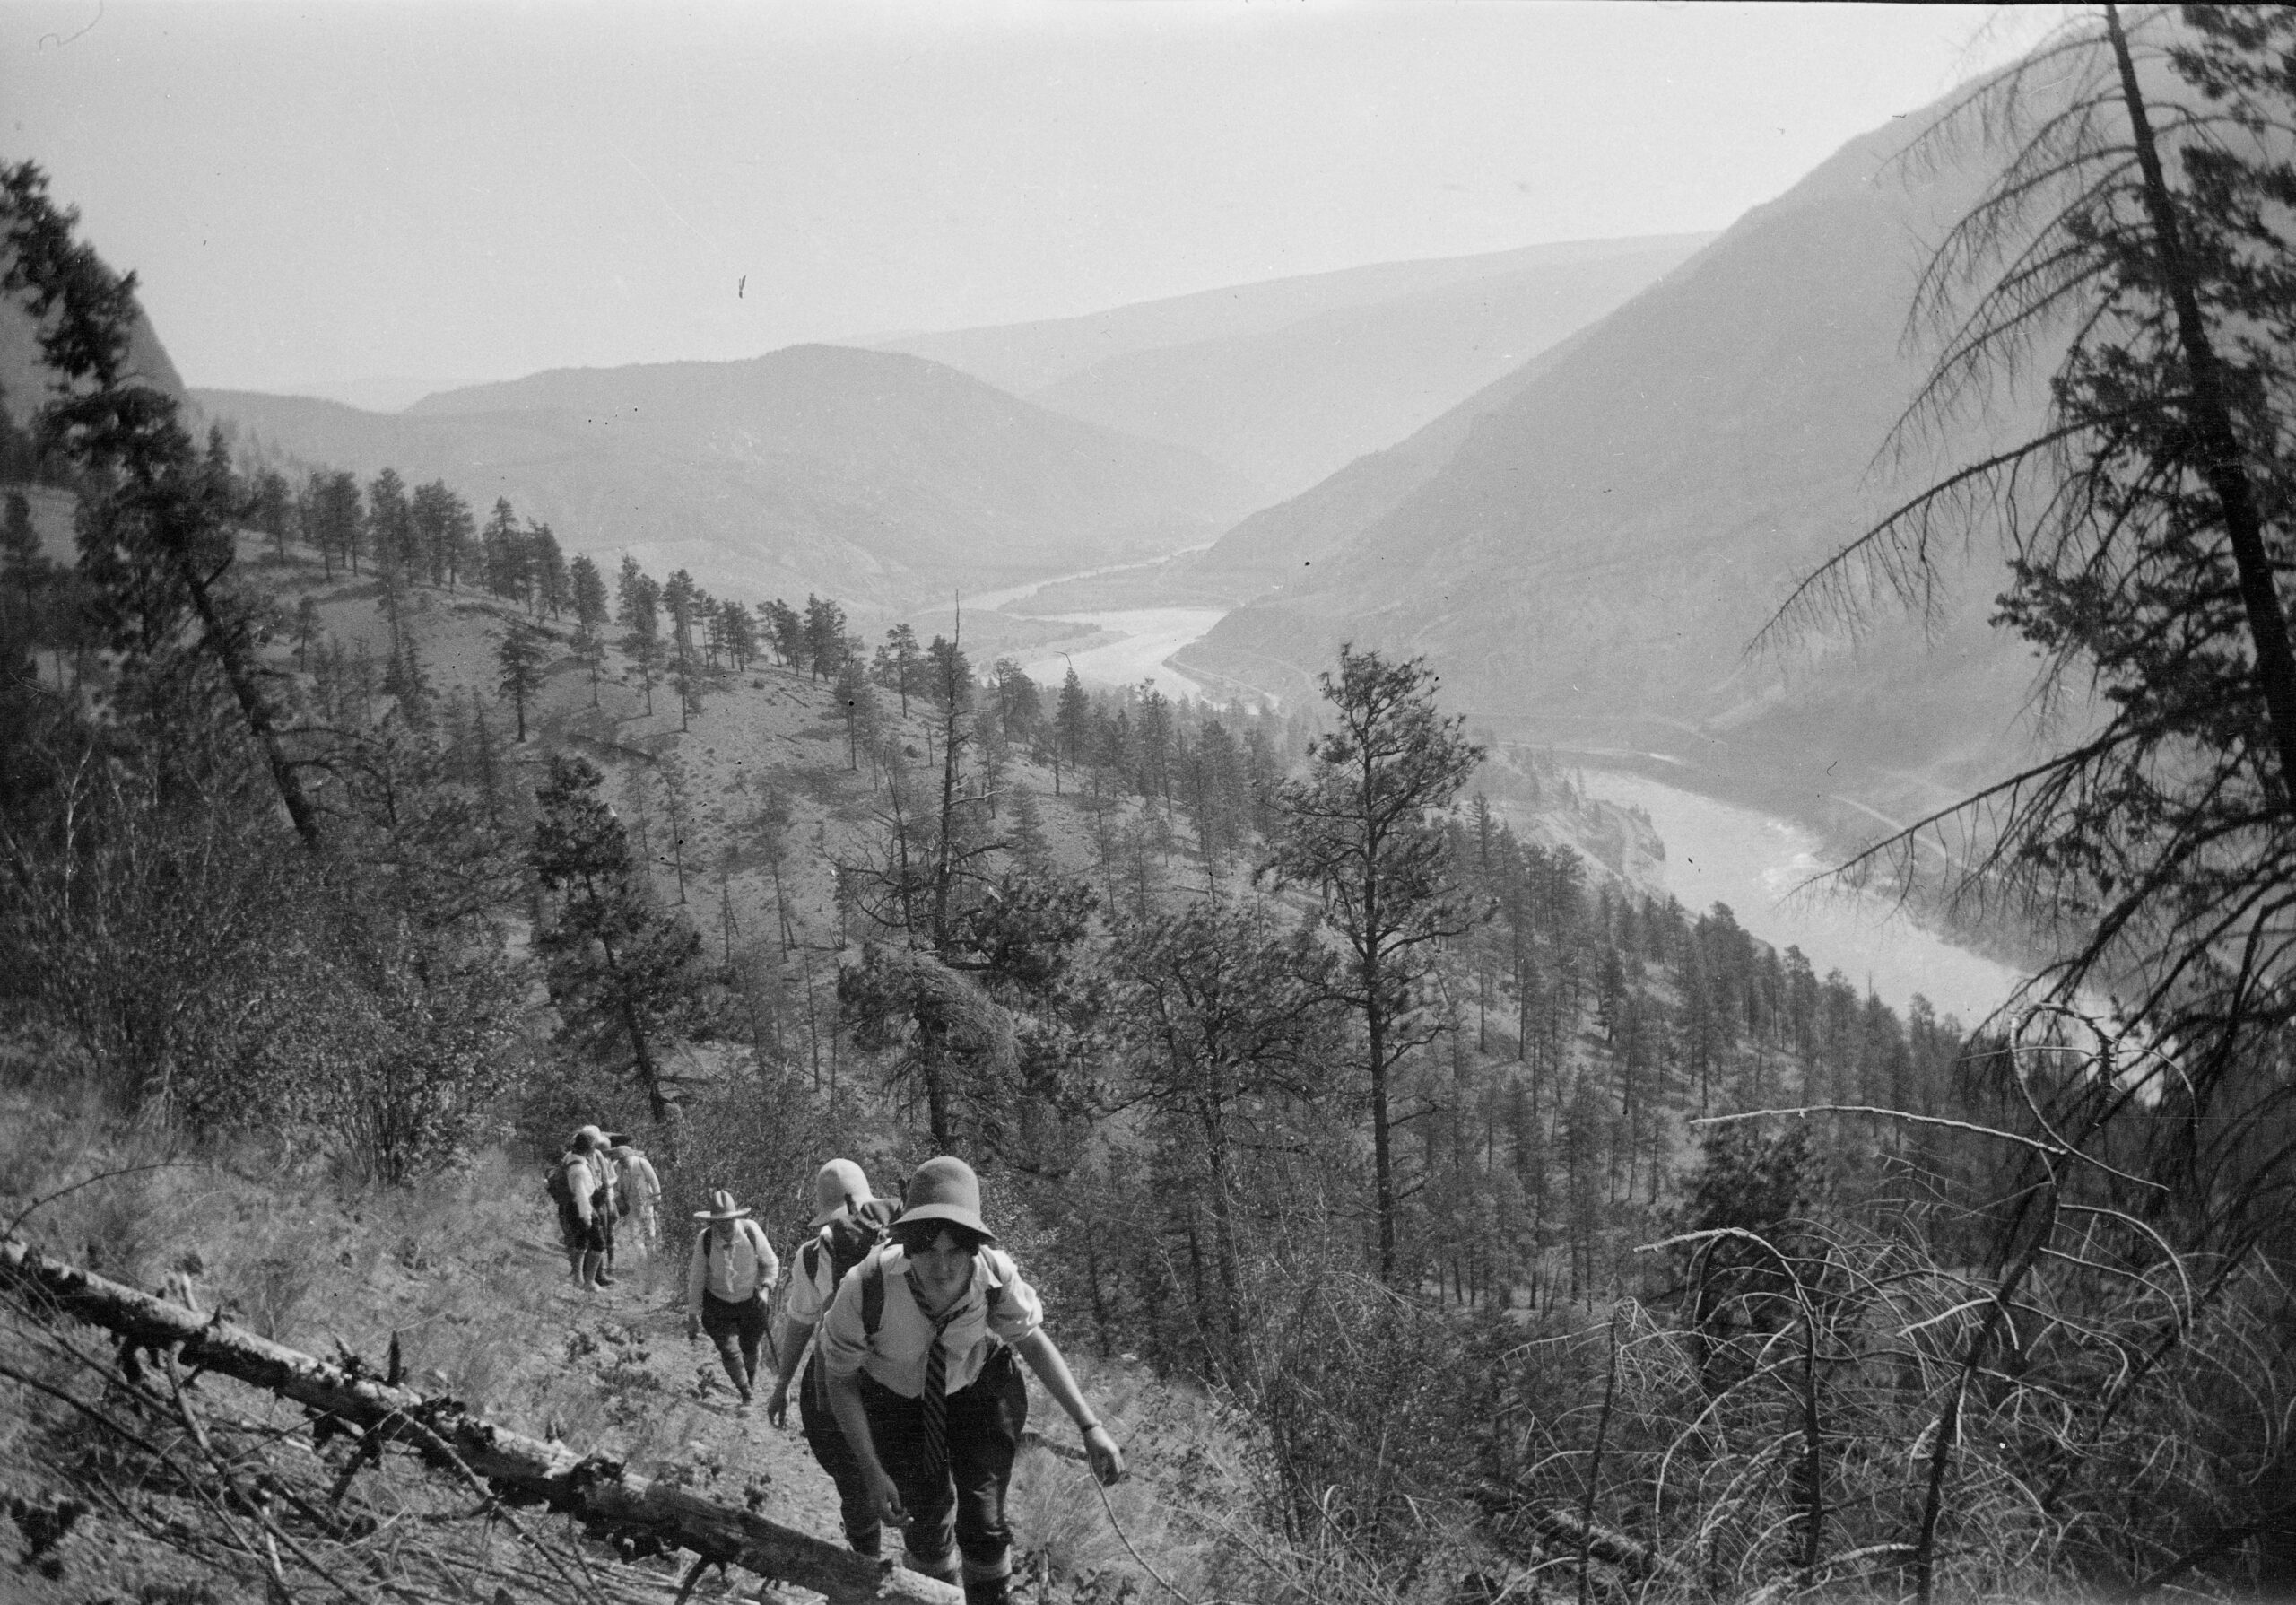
left=192, top=343, right=1260, bottom=615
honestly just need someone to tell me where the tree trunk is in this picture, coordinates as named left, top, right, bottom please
left=0, top=1236, right=960, bottom=1605
left=2107, top=3, right=2296, bottom=797
left=178, top=553, right=323, bottom=850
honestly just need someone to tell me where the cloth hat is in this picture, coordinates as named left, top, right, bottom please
left=897, top=1156, right=995, bottom=1243
left=692, top=1189, right=752, bottom=1222
left=809, top=1158, right=876, bottom=1229
left=572, top=1124, right=607, bottom=1151
left=606, top=1132, right=634, bottom=1149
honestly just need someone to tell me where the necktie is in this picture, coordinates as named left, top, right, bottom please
left=918, top=1304, right=961, bottom=1481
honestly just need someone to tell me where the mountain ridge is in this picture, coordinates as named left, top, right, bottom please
left=874, top=234, right=1710, bottom=498
left=1171, top=83, right=2051, bottom=850
left=196, top=344, right=1261, bottom=614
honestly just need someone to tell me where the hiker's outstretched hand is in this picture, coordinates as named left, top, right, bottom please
left=1083, top=1423, right=1126, bottom=1486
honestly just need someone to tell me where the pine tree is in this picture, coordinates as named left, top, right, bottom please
left=366, top=467, right=413, bottom=580
left=873, top=622, right=923, bottom=715
left=836, top=657, right=876, bottom=771
left=303, top=469, right=361, bottom=579
left=569, top=554, right=610, bottom=708
left=718, top=599, right=757, bottom=673
left=527, top=522, right=568, bottom=618
left=497, top=619, right=545, bottom=743
left=1771, top=5, right=2296, bottom=1264
left=482, top=499, right=523, bottom=598
left=532, top=755, right=704, bottom=1127
left=1, top=165, right=325, bottom=847
left=1104, top=901, right=1339, bottom=1366
left=1265, top=645, right=1484, bottom=1281
left=803, top=594, right=847, bottom=681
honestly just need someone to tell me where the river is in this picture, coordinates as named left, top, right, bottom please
left=987, top=571, right=2025, bottom=1026
left=1013, top=606, right=1230, bottom=697
left=976, top=551, right=1231, bottom=698
left=1577, top=769, right=2025, bottom=1028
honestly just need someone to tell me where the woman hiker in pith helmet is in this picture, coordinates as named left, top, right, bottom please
left=820, top=1156, right=1125, bottom=1604
left=685, top=1189, right=779, bottom=1408
left=767, top=1158, right=901, bottom=1556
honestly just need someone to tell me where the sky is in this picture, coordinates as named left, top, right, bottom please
left=3, top=2, right=2059, bottom=406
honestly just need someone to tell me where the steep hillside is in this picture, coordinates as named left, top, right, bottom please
left=1187, top=324, right=1599, bottom=592
left=195, top=345, right=1262, bottom=614
left=1175, top=90, right=2049, bottom=843
left=874, top=236, right=1708, bottom=500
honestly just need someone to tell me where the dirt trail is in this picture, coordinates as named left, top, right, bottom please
left=541, top=1240, right=866, bottom=1581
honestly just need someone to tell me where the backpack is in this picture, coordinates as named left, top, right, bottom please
left=803, top=1197, right=898, bottom=1299
left=544, top=1153, right=584, bottom=1216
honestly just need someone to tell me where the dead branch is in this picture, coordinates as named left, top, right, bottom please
left=0, top=1234, right=961, bottom=1604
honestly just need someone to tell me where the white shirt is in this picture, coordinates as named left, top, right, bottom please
left=818, top=1243, right=1043, bottom=1399
left=611, top=1149, right=660, bottom=1213
left=685, top=1218, right=779, bottom=1320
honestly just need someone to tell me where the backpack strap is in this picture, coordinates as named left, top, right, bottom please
left=860, top=1256, right=885, bottom=1339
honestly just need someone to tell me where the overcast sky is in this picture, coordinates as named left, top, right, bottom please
left=4, top=2, right=2057, bottom=404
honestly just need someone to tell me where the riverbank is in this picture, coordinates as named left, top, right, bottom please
left=1574, top=766, right=2025, bottom=1028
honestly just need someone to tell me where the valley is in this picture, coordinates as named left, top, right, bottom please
left=8, top=8, right=2296, bottom=1602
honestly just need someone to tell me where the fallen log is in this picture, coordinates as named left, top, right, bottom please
left=0, top=1235, right=959, bottom=1604
left=1472, top=1481, right=1687, bottom=1583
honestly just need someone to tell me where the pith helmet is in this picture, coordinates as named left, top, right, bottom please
left=898, top=1156, right=995, bottom=1242
left=809, top=1158, right=876, bottom=1229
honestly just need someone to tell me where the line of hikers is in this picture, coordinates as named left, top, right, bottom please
left=552, top=1130, right=1125, bottom=1605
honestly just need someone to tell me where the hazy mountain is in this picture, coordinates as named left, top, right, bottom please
left=1174, top=93, right=2051, bottom=841
left=276, top=374, right=483, bottom=414
left=197, top=345, right=1261, bottom=612
left=1191, top=325, right=1601, bottom=592
left=873, top=236, right=1709, bottom=499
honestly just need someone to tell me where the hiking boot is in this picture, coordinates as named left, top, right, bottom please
left=595, top=1272, right=615, bottom=1287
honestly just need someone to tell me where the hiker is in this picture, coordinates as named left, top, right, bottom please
left=685, top=1188, right=779, bottom=1408
left=587, top=1125, right=622, bottom=1284
left=552, top=1125, right=613, bottom=1291
left=767, top=1158, right=900, bottom=1557
left=820, top=1156, right=1124, bottom=1604
left=606, top=1133, right=661, bottom=1260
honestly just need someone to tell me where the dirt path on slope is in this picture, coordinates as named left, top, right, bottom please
left=539, top=1243, right=868, bottom=1593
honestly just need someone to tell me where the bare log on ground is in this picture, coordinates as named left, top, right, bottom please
left=0, top=1235, right=960, bottom=1605
left=1472, top=1483, right=1688, bottom=1583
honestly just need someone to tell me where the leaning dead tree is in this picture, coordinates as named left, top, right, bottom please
left=0, top=1235, right=961, bottom=1605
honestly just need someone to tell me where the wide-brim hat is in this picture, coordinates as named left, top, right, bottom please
left=606, top=1132, right=633, bottom=1148
left=809, top=1158, right=876, bottom=1229
left=574, top=1123, right=607, bottom=1149
left=897, top=1156, right=995, bottom=1242
left=692, top=1188, right=752, bottom=1222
